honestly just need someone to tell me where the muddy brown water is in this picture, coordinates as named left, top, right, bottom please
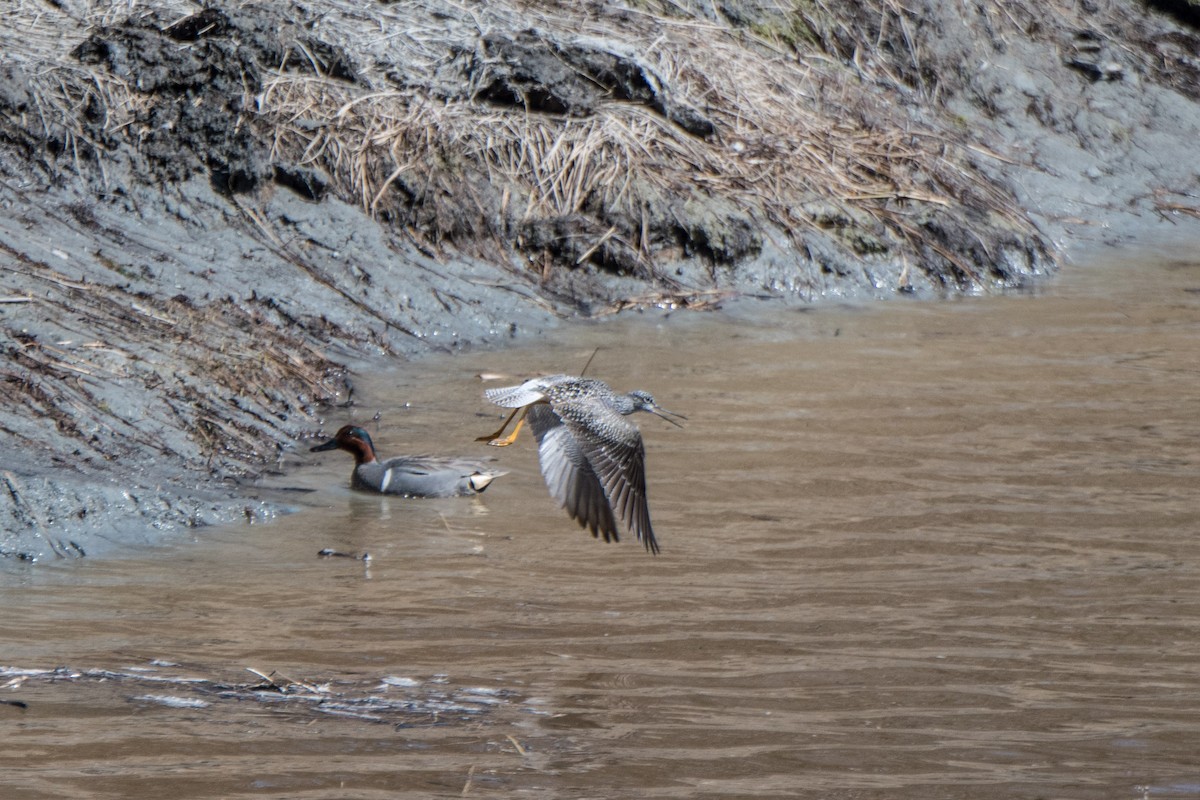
left=4, top=254, right=1199, bottom=799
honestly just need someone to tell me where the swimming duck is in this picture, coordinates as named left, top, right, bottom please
left=310, top=424, right=504, bottom=497
left=478, top=375, right=685, bottom=554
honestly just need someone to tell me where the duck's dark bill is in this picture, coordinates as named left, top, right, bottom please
left=310, top=439, right=340, bottom=452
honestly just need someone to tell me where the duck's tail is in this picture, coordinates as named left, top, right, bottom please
left=469, top=470, right=508, bottom=493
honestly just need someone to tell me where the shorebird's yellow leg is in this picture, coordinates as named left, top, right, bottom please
left=476, top=407, right=528, bottom=446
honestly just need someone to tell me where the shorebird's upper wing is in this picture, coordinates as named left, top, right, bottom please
left=483, top=375, right=574, bottom=409
left=483, top=383, right=547, bottom=409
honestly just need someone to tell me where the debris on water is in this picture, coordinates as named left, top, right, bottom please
left=317, top=548, right=371, bottom=561
left=380, top=676, right=421, bottom=688
left=0, top=663, right=514, bottom=726
left=460, top=687, right=506, bottom=706
left=133, top=694, right=212, bottom=709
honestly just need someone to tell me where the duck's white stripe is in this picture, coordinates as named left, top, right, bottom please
left=381, top=467, right=393, bottom=492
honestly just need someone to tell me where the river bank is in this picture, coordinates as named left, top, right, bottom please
left=2, top=0, right=1199, bottom=560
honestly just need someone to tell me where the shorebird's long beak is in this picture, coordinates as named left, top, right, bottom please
left=647, top=404, right=687, bottom=428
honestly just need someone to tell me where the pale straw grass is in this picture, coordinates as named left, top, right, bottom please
left=5, top=0, right=1039, bottom=273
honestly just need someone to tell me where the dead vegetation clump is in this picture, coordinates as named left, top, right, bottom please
left=256, top=0, right=1050, bottom=290
left=8, top=0, right=1200, bottom=296
left=1, top=0, right=1057, bottom=300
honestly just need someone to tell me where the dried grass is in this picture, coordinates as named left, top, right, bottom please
left=260, top=23, right=934, bottom=224
left=3, top=0, right=1051, bottom=284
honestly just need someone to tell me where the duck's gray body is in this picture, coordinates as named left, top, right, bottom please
left=483, top=374, right=683, bottom=553
left=350, top=455, right=501, bottom=497
left=311, top=425, right=503, bottom=498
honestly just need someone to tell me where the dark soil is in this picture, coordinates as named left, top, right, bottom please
left=2, top=0, right=1199, bottom=561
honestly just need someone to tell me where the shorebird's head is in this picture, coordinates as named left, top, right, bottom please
left=627, top=390, right=686, bottom=428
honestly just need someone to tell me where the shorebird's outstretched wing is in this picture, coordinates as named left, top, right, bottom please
left=542, top=398, right=660, bottom=554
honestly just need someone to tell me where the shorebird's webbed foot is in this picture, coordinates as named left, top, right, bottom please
left=476, top=407, right=527, bottom=447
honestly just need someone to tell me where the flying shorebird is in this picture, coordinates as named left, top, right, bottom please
left=478, top=375, right=684, bottom=554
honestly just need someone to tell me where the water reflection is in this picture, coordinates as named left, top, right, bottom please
left=3, top=254, right=1199, bottom=799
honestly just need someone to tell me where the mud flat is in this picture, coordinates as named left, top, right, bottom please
left=2, top=0, right=1199, bottom=560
